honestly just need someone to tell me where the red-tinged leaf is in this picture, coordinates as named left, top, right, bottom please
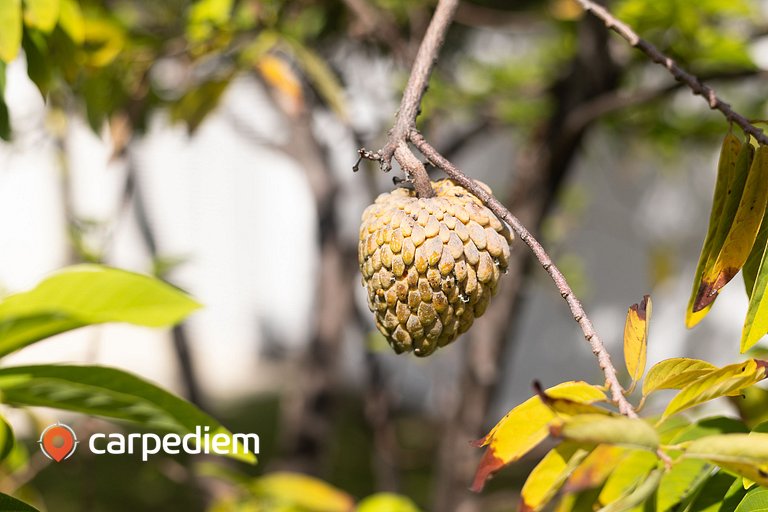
left=471, top=381, right=605, bottom=492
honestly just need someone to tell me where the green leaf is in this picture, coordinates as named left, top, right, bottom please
left=734, top=486, right=768, bottom=512
left=0, top=61, right=10, bottom=141
left=551, top=415, right=660, bottom=450
left=597, top=450, right=659, bottom=506
left=656, top=458, right=711, bottom=512
left=520, top=443, right=591, bottom=512
left=0, top=0, right=23, bottom=63
left=57, top=0, right=83, bottom=44
left=684, top=471, right=739, bottom=512
left=357, top=493, right=422, bottom=512
left=0, top=492, right=39, bottom=511
left=0, top=364, right=256, bottom=464
left=662, top=360, right=764, bottom=420
left=21, top=30, right=51, bottom=97
left=284, top=38, right=347, bottom=120
left=599, top=468, right=663, bottom=512
left=22, top=0, right=60, bottom=33
left=643, top=358, right=717, bottom=396
left=683, top=433, right=768, bottom=486
left=742, top=233, right=768, bottom=352
left=250, top=472, right=353, bottom=512
left=170, top=78, right=232, bottom=133
left=0, top=264, right=201, bottom=357
left=0, top=415, right=15, bottom=463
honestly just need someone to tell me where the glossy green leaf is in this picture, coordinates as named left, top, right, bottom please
left=23, top=0, right=60, bottom=33
left=643, top=358, right=717, bottom=396
left=0, top=492, right=39, bottom=511
left=656, top=458, right=711, bottom=512
left=0, top=265, right=201, bottom=358
left=597, top=450, right=659, bottom=507
left=684, top=471, right=739, bottom=512
left=742, top=228, right=768, bottom=351
left=551, top=415, right=659, bottom=450
left=0, top=364, right=256, bottom=464
left=662, top=360, right=765, bottom=420
left=599, top=468, right=663, bottom=512
left=734, top=486, right=768, bottom=512
left=0, top=0, right=23, bottom=63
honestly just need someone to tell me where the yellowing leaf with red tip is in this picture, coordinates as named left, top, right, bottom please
left=687, top=133, right=742, bottom=326
left=662, top=360, right=766, bottom=420
left=696, top=144, right=768, bottom=312
left=471, top=381, right=605, bottom=492
left=519, top=443, right=590, bottom=512
left=624, top=295, right=651, bottom=386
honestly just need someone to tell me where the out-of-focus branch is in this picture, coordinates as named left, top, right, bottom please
left=575, top=0, right=768, bottom=144
left=363, top=0, right=459, bottom=198
left=410, top=132, right=637, bottom=417
left=341, top=0, right=411, bottom=63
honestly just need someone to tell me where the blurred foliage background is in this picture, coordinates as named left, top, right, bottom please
left=1, top=0, right=768, bottom=510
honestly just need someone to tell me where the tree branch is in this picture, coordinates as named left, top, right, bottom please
left=371, top=0, right=460, bottom=197
left=409, top=131, right=638, bottom=417
left=574, top=0, right=768, bottom=145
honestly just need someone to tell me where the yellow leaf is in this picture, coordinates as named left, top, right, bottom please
left=687, top=133, right=742, bottom=327
left=642, top=358, right=717, bottom=396
left=23, top=0, right=60, bottom=33
left=257, top=54, right=304, bottom=116
left=598, top=450, right=659, bottom=506
left=83, top=17, right=125, bottom=67
left=564, top=445, right=628, bottom=493
left=471, top=381, right=605, bottom=492
left=58, top=0, right=83, bottom=44
left=682, top=433, right=768, bottom=486
left=550, top=415, right=660, bottom=450
left=662, top=360, right=766, bottom=420
left=0, top=0, right=22, bottom=63
left=696, top=144, right=768, bottom=311
left=741, top=235, right=768, bottom=352
left=251, top=472, right=354, bottom=512
left=520, top=443, right=590, bottom=512
left=624, top=295, right=651, bottom=386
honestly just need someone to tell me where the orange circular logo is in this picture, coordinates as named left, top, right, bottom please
left=39, top=423, right=78, bottom=462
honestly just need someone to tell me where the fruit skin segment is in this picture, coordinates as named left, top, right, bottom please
left=694, top=142, right=762, bottom=312
left=358, top=179, right=512, bottom=356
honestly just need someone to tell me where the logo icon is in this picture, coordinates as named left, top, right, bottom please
left=39, top=422, right=78, bottom=462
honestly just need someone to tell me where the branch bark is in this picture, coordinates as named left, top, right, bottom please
left=575, top=0, right=768, bottom=144
left=410, top=132, right=637, bottom=417
left=373, top=0, right=460, bottom=197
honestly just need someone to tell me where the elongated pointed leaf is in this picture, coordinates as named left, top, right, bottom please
left=598, top=469, right=663, bottom=512
left=564, top=445, right=628, bottom=493
left=0, top=0, right=22, bottom=63
left=551, top=415, right=659, bottom=450
left=741, top=236, right=768, bottom=352
left=734, top=487, right=768, bottom=512
left=683, top=472, right=739, bottom=512
left=0, top=492, right=38, bottom=511
left=643, top=358, right=717, bottom=396
left=471, top=381, right=605, bottom=492
left=683, top=433, right=768, bottom=486
left=662, top=360, right=765, bottom=419
left=656, top=459, right=711, bottom=512
left=0, top=364, right=256, bottom=464
left=696, top=144, right=768, bottom=311
left=0, top=265, right=201, bottom=357
left=520, top=443, right=591, bottom=512
left=598, top=450, right=658, bottom=506
left=250, top=472, right=353, bottom=512
left=23, top=0, right=60, bottom=33
left=624, top=295, right=651, bottom=386
left=687, top=133, right=742, bottom=327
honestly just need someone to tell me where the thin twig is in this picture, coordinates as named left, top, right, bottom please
left=575, top=0, right=768, bottom=145
left=410, top=131, right=638, bottom=417
left=369, top=0, right=460, bottom=197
